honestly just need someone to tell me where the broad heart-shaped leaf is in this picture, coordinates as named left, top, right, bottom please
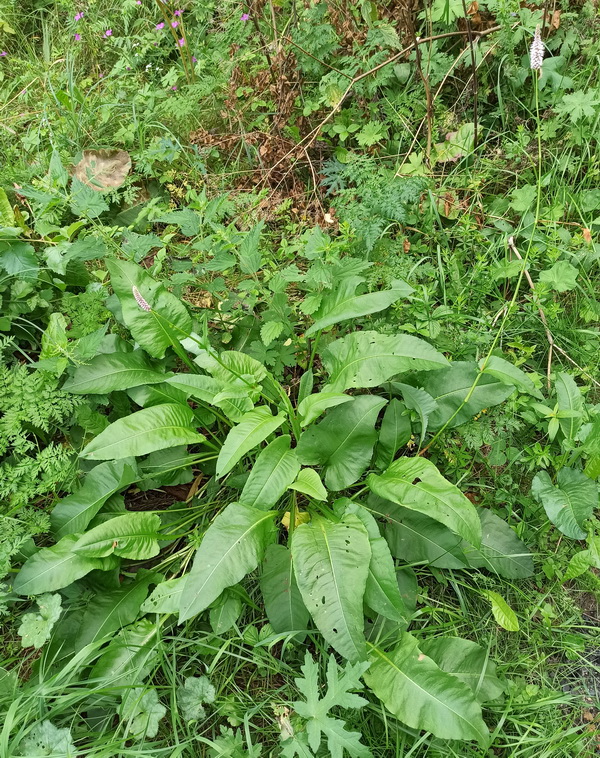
left=90, top=619, right=159, bottom=689
left=478, top=356, right=543, bottom=399
left=305, top=277, right=412, bottom=336
left=13, top=535, right=111, bottom=595
left=297, top=392, right=352, bottom=427
left=374, top=399, right=411, bottom=470
left=73, top=512, right=161, bottom=559
left=420, top=361, right=515, bottom=430
left=321, top=331, right=449, bottom=393
left=106, top=258, right=192, bottom=359
left=51, top=459, right=138, bottom=539
left=480, top=590, right=519, bottom=631
left=296, top=396, right=387, bottom=491
left=179, top=503, right=277, bottom=622
left=338, top=500, right=408, bottom=627
left=74, top=571, right=157, bottom=652
left=419, top=637, right=505, bottom=704
left=80, top=403, right=205, bottom=460
left=367, top=457, right=481, bottom=547
left=391, top=383, right=436, bottom=447
left=365, top=633, right=489, bottom=744
left=289, top=468, right=328, bottom=501
left=18, top=594, right=62, bottom=649
left=531, top=468, right=597, bottom=539
left=292, top=514, right=371, bottom=661
left=260, top=544, right=309, bottom=638
left=63, top=351, right=167, bottom=394
left=240, top=435, right=300, bottom=508
left=216, top=407, right=286, bottom=478
left=555, top=372, right=583, bottom=442
left=463, top=510, right=534, bottom=579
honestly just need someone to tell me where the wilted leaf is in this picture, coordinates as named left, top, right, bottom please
left=74, top=149, right=132, bottom=190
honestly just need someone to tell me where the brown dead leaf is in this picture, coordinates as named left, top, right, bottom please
left=403, top=238, right=411, bottom=253
left=583, top=228, right=593, bottom=245
left=74, top=149, right=131, bottom=190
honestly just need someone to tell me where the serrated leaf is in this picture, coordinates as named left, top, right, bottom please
left=73, top=512, right=161, bottom=559
left=365, top=633, right=489, bottom=744
left=64, top=351, right=167, bottom=394
left=261, top=320, right=285, bottom=346
left=18, top=594, right=62, bottom=649
left=80, top=403, right=205, bottom=461
left=539, top=261, right=579, bottom=292
left=321, top=331, right=448, bottom=393
left=298, top=392, right=353, bottom=427
left=480, top=590, right=519, bottom=631
left=531, top=468, right=596, bottom=539
left=121, top=686, right=166, bottom=739
left=240, top=435, right=300, bottom=508
left=70, top=177, right=110, bottom=217
left=292, top=515, right=371, bottom=661
left=260, top=544, right=309, bottom=637
left=374, top=398, right=411, bottom=469
left=20, top=720, right=76, bottom=758
left=367, top=457, right=481, bottom=546
left=216, top=407, right=286, bottom=478
left=177, top=676, right=216, bottom=721
left=0, top=240, right=39, bottom=281
left=238, top=220, right=264, bottom=273
left=179, top=503, right=277, bottom=622
left=289, top=468, right=328, bottom=501
left=478, top=356, right=543, bottom=399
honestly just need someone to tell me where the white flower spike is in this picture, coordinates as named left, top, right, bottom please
left=132, top=285, right=151, bottom=312
left=530, top=25, right=544, bottom=71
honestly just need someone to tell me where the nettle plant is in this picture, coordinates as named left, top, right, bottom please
left=14, top=259, right=541, bottom=749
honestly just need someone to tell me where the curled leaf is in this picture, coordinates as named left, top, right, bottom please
left=74, top=149, right=132, bottom=190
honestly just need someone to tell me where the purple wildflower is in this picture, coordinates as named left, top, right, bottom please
left=74, top=33, right=81, bottom=41
left=136, top=1, right=142, bottom=4
left=178, top=37, right=185, bottom=47
left=192, top=55, right=197, bottom=62
left=132, top=286, right=151, bottom=312
left=74, top=11, right=84, bottom=21
left=0, top=51, right=7, bottom=57
left=174, top=8, right=182, bottom=15
left=171, top=85, right=177, bottom=90
left=103, top=29, right=112, bottom=37
left=155, top=21, right=164, bottom=29
left=241, top=13, right=249, bottom=21
left=171, top=20, right=178, bottom=28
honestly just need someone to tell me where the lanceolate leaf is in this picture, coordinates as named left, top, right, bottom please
left=240, top=435, right=300, bottom=508
left=141, top=576, right=185, bottom=614
left=297, top=392, right=352, bottom=427
left=179, top=503, right=277, bottom=622
left=72, top=512, right=161, bottom=559
left=367, top=457, right=481, bottom=547
left=292, top=515, right=371, bottom=661
left=531, top=468, right=596, bottom=539
left=463, top=510, right=534, bottom=579
left=90, top=619, right=159, bottom=688
left=216, top=407, right=286, bottom=478
left=305, top=277, right=412, bottom=336
left=297, top=395, right=387, bottom=491
left=63, top=351, right=167, bottom=394
left=480, top=590, right=519, bottom=631
left=80, top=403, right=205, bottom=460
left=260, top=544, right=309, bottom=637
left=209, top=589, right=242, bottom=634
left=391, top=383, right=436, bottom=447
left=555, top=372, right=583, bottom=441
left=365, top=633, right=489, bottom=744
left=321, top=331, right=449, bottom=393
left=51, top=459, right=139, bottom=539
left=106, top=258, right=192, bottom=359
left=374, top=399, right=411, bottom=470
left=478, top=356, right=543, bottom=399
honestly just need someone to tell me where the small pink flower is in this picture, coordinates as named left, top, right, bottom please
left=174, top=8, right=182, bottom=15
left=171, top=20, right=178, bottom=28
left=171, top=85, right=177, bottom=90
left=192, top=55, right=197, bottom=62
left=132, top=286, right=151, bottom=312
left=241, top=13, right=249, bottom=21
left=178, top=37, right=185, bottom=47
left=74, top=11, right=84, bottom=21
left=155, top=22, right=164, bottom=29
left=0, top=51, right=7, bottom=57
left=136, top=1, right=142, bottom=4
left=103, top=29, right=112, bottom=37
left=74, top=33, right=81, bottom=41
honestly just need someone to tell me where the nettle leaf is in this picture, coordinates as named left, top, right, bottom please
left=19, top=720, right=76, bottom=758
left=209, top=588, right=243, bottom=633
left=70, top=177, right=109, bottom=218
left=298, top=392, right=353, bottom=427
left=261, top=320, right=285, bottom=346
left=80, top=403, right=205, bottom=460
left=305, top=277, right=412, bottom=337
left=63, top=351, right=167, bottom=394
left=480, top=590, right=519, bottom=631
left=72, top=512, right=161, bottom=559
left=531, top=468, right=597, bottom=539
left=216, top=406, right=286, bottom=478
left=18, top=594, right=62, bottom=649
left=374, top=398, right=411, bottom=469
left=240, top=435, right=300, bottom=508
left=464, top=510, right=534, bottom=579
left=179, top=503, right=277, bottom=622
left=177, top=676, right=216, bottom=722
left=297, top=395, right=387, bottom=491
left=260, top=544, right=310, bottom=637
left=421, top=361, right=515, bottom=430
left=0, top=240, right=39, bottom=281
left=237, top=219, right=265, bottom=274
left=367, top=457, right=481, bottom=547
left=321, top=331, right=449, bottom=393
left=289, top=468, right=328, bottom=501
left=292, top=514, right=371, bottom=661
left=555, top=372, right=583, bottom=442
left=291, top=653, right=372, bottom=758
left=13, top=534, right=113, bottom=595
left=365, top=633, right=489, bottom=744
left=51, top=459, right=138, bottom=538
left=478, top=356, right=543, bottom=399
left=106, top=258, right=192, bottom=359
left=120, top=686, right=166, bottom=739
left=419, top=637, right=505, bottom=704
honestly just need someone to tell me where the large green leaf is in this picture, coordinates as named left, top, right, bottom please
left=480, top=590, right=519, bottom=631
left=339, top=500, right=408, bottom=627
left=531, top=468, right=597, bottom=539
left=419, top=637, right=505, bottom=703
left=74, top=572, right=157, bottom=651
left=478, top=356, right=543, bottom=399
left=421, top=362, right=515, bottom=430
left=209, top=589, right=243, bottom=634
left=391, top=383, right=436, bottom=447
left=73, top=512, right=161, bottom=559
left=51, top=459, right=138, bottom=539
left=165, top=373, right=220, bottom=403
left=240, top=435, right=300, bottom=508
left=297, top=392, right=352, bottom=427
left=292, top=514, right=371, bottom=661
left=90, top=619, right=159, bottom=688
left=13, top=535, right=110, bottom=595
left=63, top=351, right=167, bottom=394
left=260, top=544, right=309, bottom=638
left=367, top=457, right=481, bottom=547
left=289, top=468, right=328, bottom=501
left=305, top=278, right=412, bottom=336
left=141, top=576, right=185, bottom=614
left=297, top=396, right=387, bottom=490
left=321, top=331, right=449, bottom=393
left=555, top=372, right=583, bottom=441
left=374, top=399, right=411, bottom=470
left=179, top=503, right=277, bottom=622
left=106, top=258, right=192, bottom=359
left=463, top=510, right=534, bottom=578
left=365, top=633, right=489, bottom=744
left=80, top=403, right=205, bottom=460
left=216, top=407, right=286, bottom=478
